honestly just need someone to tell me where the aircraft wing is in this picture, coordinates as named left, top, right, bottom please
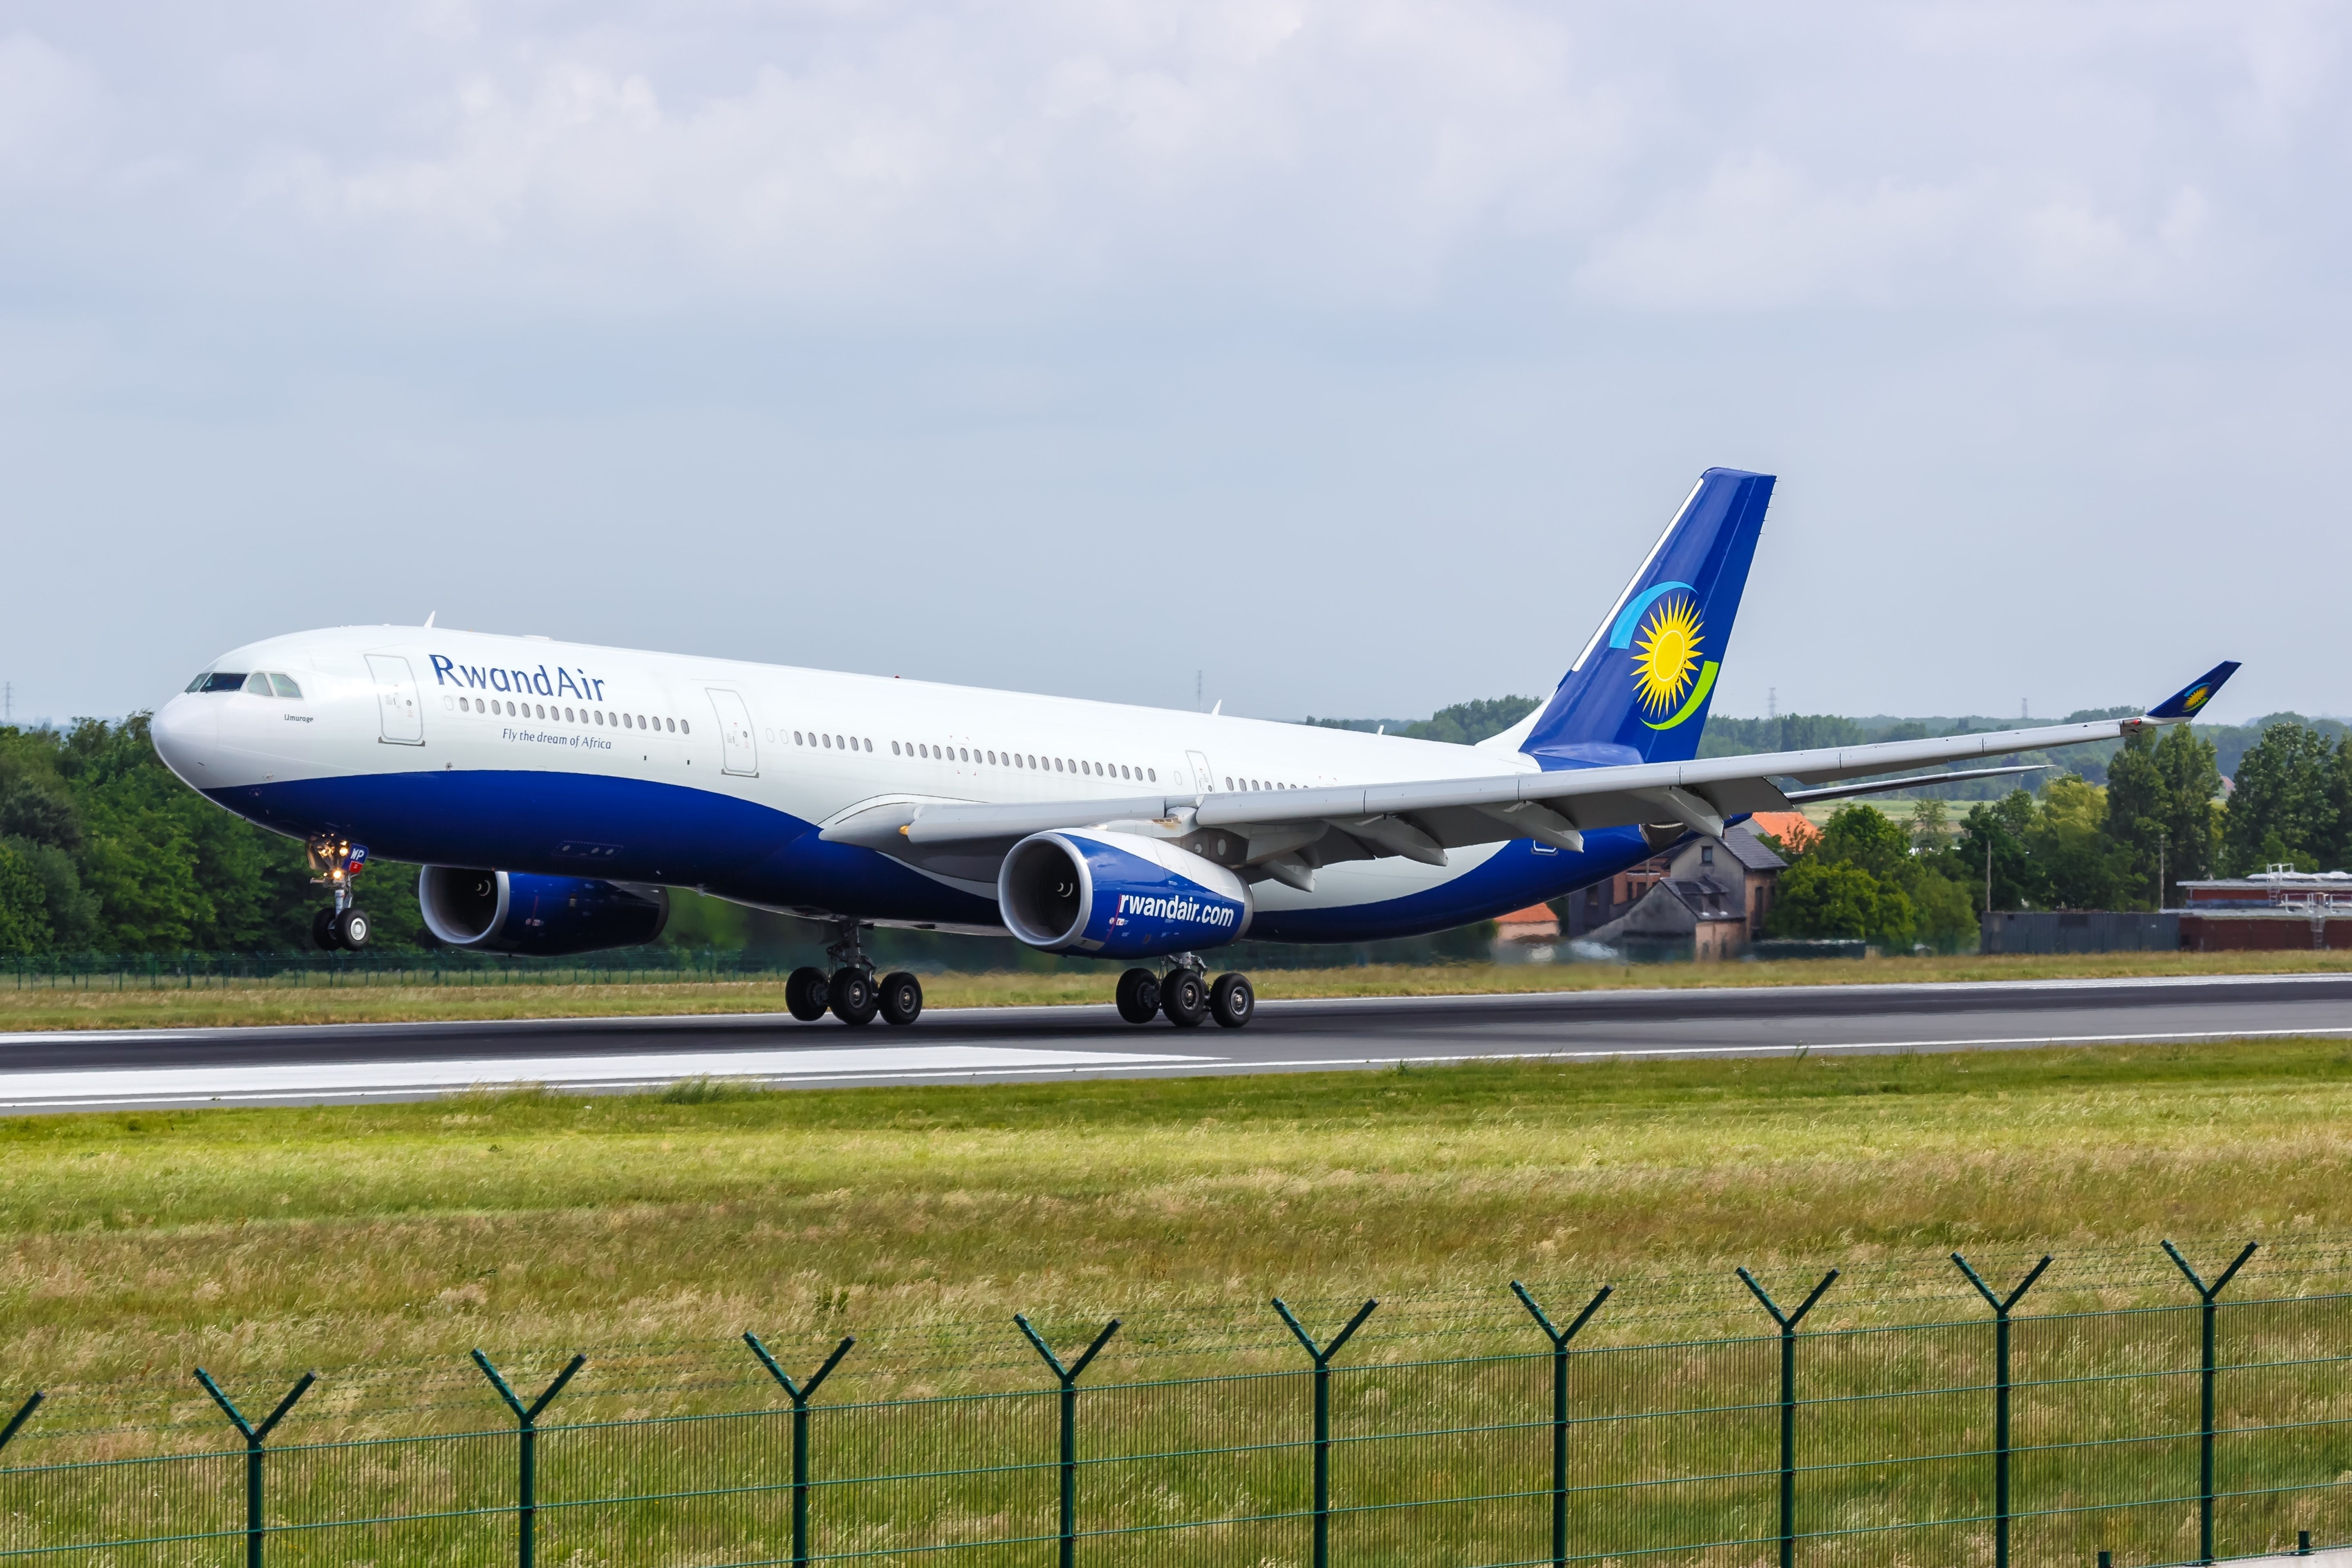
left=822, top=662, right=2237, bottom=889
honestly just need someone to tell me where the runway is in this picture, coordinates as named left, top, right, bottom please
left=0, top=971, right=2346, bottom=1111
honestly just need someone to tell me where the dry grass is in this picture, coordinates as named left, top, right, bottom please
left=2, top=949, right=2346, bottom=1031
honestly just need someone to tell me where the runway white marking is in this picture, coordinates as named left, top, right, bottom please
left=5, top=1023, right=2349, bottom=1108
left=0, top=1045, right=1206, bottom=1107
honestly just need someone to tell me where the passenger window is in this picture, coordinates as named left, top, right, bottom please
left=269, top=674, right=302, bottom=699
left=681, top=720, right=690, bottom=735
left=1148, top=768, right=1156, bottom=782
left=595, top=711, right=604, bottom=725
left=1225, top=777, right=1233, bottom=790
left=638, top=715, right=648, bottom=730
left=668, top=717, right=677, bottom=732
left=822, top=733, right=831, bottom=748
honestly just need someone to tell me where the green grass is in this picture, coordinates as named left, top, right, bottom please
left=8, top=1037, right=2352, bottom=1407
left=3, top=949, right=2348, bottom=1031
left=9, top=1040, right=2352, bottom=1565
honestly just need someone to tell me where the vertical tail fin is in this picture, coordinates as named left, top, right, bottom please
left=1515, top=468, right=1775, bottom=768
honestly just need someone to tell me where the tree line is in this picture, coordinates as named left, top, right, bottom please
left=1759, top=720, right=2352, bottom=950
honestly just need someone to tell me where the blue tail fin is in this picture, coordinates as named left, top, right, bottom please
left=1519, top=468, right=1775, bottom=768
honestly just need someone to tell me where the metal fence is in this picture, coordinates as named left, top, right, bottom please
left=3, top=1245, right=2345, bottom=1567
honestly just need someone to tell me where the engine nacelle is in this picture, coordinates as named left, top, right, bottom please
left=998, top=828, right=1252, bottom=958
left=417, top=866, right=670, bottom=956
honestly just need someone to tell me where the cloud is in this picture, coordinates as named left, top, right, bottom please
left=0, top=33, right=105, bottom=187
left=2, top=2, right=2342, bottom=319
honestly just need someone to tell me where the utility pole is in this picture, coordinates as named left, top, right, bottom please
left=2158, top=833, right=2167, bottom=912
left=1986, top=835, right=1993, bottom=914
left=1195, top=670, right=1203, bottom=711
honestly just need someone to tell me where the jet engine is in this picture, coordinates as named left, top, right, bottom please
left=417, top=866, right=670, bottom=956
left=998, top=828, right=1252, bottom=958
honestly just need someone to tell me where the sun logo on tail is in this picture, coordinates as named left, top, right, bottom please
left=1632, top=595, right=1704, bottom=717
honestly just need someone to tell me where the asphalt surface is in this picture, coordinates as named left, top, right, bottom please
left=0, top=971, right=2346, bottom=1111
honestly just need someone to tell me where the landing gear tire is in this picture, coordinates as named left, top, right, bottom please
left=829, top=967, right=879, bottom=1027
left=1209, top=973, right=1254, bottom=1029
left=333, top=907, right=372, bottom=949
left=1115, top=967, right=1162, bottom=1024
left=1160, top=968, right=1209, bottom=1028
left=784, top=966, right=831, bottom=1022
left=877, top=971, right=924, bottom=1027
left=312, top=908, right=340, bottom=951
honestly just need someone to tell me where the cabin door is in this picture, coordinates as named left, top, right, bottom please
left=365, top=655, right=424, bottom=745
left=1186, top=750, right=1216, bottom=793
left=707, top=689, right=759, bottom=776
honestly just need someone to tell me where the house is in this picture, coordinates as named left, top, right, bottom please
left=1570, top=822, right=1791, bottom=961
left=1491, top=902, right=1562, bottom=964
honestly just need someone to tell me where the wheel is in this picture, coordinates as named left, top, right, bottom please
left=878, top=971, right=924, bottom=1027
left=829, top=967, right=879, bottom=1026
left=784, top=966, right=830, bottom=1022
left=1160, top=968, right=1208, bottom=1028
left=1115, top=967, right=1161, bottom=1024
left=1209, top=972, right=1255, bottom=1029
left=312, top=907, right=341, bottom=951
left=333, top=906, right=371, bottom=949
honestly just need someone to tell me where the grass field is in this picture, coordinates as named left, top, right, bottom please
left=8, top=1033, right=2352, bottom=1438
left=4, top=949, right=2347, bottom=1031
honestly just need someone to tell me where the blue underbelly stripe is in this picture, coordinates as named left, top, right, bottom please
left=215, top=771, right=1655, bottom=947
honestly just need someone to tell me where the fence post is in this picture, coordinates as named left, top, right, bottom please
left=1015, top=1314, right=1122, bottom=1568
left=1954, top=1252, right=2053, bottom=1568
left=0, top=1391, right=43, bottom=1453
left=1512, top=1281, right=1611, bottom=1568
left=1274, top=1297, right=1378, bottom=1568
left=745, top=1333, right=856, bottom=1567
left=473, top=1351, right=586, bottom=1568
left=194, top=1368, right=316, bottom=1568
left=2164, top=1240, right=2257, bottom=1564
left=1738, top=1267, right=1839, bottom=1568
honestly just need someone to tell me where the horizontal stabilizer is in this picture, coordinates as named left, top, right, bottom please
left=1783, top=764, right=2047, bottom=806
left=2145, top=662, right=2239, bottom=722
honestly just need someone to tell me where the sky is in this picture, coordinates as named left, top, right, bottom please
left=2, top=1, right=2345, bottom=730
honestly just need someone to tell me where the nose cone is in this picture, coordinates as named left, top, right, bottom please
left=151, top=694, right=219, bottom=786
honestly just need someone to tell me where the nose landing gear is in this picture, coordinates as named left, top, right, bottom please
left=307, top=836, right=371, bottom=950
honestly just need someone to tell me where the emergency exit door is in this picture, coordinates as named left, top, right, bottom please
left=707, top=689, right=759, bottom=776
left=366, top=655, right=424, bottom=745
left=1187, top=751, right=1216, bottom=793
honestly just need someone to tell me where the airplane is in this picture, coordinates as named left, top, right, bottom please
left=150, top=468, right=2237, bottom=1031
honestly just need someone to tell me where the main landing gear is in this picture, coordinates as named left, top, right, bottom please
left=784, top=921, right=923, bottom=1028
left=1118, top=958, right=1254, bottom=1029
left=307, top=835, right=371, bottom=951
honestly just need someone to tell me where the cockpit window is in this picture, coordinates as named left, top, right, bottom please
left=241, top=672, right=274, bottom=696
left=269, top=673, right=303, bottom=699
left=200, top=672, right=249, bottom=693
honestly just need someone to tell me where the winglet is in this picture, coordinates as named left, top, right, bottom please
left=2144, top=662, right=2239, bottom=722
